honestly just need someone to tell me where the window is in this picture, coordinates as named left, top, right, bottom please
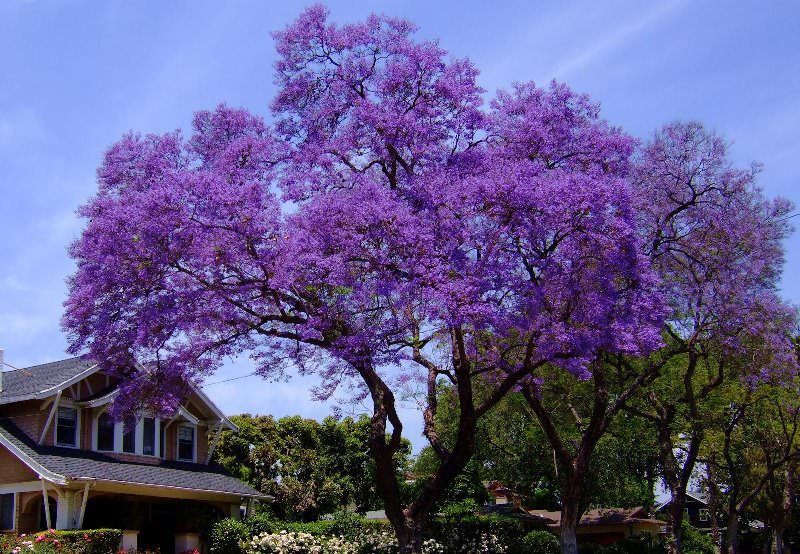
left=0, top=493, right=13, bottom=530
left=699, top=508, right=710, bottom=522
left=160, top=425, right=166, bottom=459
left=56, top=406, right=78, bottom=447
left=177, top=425, right=195, bottom=461
left=97, top=413, right=115, bottom=451
left=143, top=418, right=156, bottom=456
left=122, top=423, right=136, bottom=454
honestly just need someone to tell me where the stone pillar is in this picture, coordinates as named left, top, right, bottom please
left=55, top=490, right=82, bottom=530
left=230, top=502, right=242, bottom=519
left=175, top=532, right=201, bottom=553
left=120, top=530, right=139, bottom=553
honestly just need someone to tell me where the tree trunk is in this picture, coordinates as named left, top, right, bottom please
left=395, top=521, right=424, bottom=554
left=726, top=507, right=739, bottom=554
left=560, top=480, right=581, bottom=554
left=772, top=525, right=785, bottom=554
left=668, top=498, right=685, bottom=554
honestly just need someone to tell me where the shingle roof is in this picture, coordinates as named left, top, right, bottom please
left=529, top=507, right=662, bottom=527
left=0, top=357, right=97, bottom=405
left=0, top=418, right=266, bottom=499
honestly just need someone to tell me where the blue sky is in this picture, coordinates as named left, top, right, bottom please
left=1, top=0, right=798, bottom=451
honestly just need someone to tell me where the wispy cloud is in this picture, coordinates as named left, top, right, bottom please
left=550, top=0, right=689, bottom=79
left=2, top=275, right=30, bottom=292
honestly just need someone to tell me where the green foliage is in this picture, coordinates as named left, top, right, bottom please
left=0, top=529, right=122, bottom=554
left=679, top=519, right=714, bottom=554
left=426, top=515, right=525, bottom=552
left=210, top=517, right=249, bottom=554
left=215, top=414, right=412, bottom=521
left=246, top=512, right=278, bottom=536
left=518, top=530, right=560, bottom=554
left=421, top=382, right=658, bottom=513
left=328, top=510, right=366, bottom=540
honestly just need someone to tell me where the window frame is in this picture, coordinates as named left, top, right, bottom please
left=54, top=404, right=80, bottom=449
left=95, top=412, right=116, bottom=452
left=142, top=417, right=157, bottom=456
left=92, top=410, right=161, bottom=458
left=176, top=423, right=197, bottom=462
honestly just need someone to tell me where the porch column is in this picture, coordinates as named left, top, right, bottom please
left=55, top=490, right=82, bottom=530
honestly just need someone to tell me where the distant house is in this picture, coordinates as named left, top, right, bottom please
left=0, top=357, right=267, bottom=553
left=656, top=492, right=715, bottom=531
left=529, top=507, right=665, bottom=545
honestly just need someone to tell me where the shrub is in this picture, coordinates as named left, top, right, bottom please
left=0, top=529, right=121, bottom=554
left=247, top=513, right=277, bottom=537
left=211, top=517, right=249, bottom=554
left=426, top=515, right=522, bottom=553
left=680, top=520, right=714, bottom=554
left=518, top=530, right=560, bottom=554
left=328, top=510, right=364, bottom=541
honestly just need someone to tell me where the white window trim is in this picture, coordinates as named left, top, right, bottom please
left=176, top=423, right=197, bottom=462
left=94, top=409, right=116, bottom=452
left=54, top=403, right=81, bottom=449
left=92, top=409, right=161, bottom=458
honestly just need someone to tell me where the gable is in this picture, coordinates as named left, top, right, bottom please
left=0, top=443, right=37, bottom=485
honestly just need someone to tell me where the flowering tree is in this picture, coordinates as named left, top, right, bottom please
left=63, top=6, right=666, bottom=552
left=622, top=122, right=797, bottom=554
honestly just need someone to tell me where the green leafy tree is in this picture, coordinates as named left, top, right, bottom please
left=214, top=414, right=411, bottom=521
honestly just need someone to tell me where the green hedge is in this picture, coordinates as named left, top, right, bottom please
left=210, top=513, right=531, bottom=554
left=1, top=529, right=122, bottom=554
left=426, top=514, right=526, bottom=553
left=518, top=530, right=560, bottom=554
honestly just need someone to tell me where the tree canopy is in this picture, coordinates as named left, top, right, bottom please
left=62, top=5, right=797, bottom=553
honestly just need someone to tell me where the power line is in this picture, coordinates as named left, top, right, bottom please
left=203, top=372, right=259, bottom=386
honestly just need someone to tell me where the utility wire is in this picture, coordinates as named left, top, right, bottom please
left=204, top=372, right=259, bottom=386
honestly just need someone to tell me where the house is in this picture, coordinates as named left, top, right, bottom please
left=529, top=507, right=666, bottom=545
left=656, top=492, right=715, bottom=531
left=0, top=356, right=267, bottom=553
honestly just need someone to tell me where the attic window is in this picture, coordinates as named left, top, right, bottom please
left=177, top=424, right=195, bottom=462
left=143, top=417, right=156, bottom=456
left=97, top=413, right=115, bottom=451
left=56, top=406, right=78, bottom=447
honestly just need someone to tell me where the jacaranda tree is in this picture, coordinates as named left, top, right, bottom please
left=62, top=6, right=791, bottom=553
left=623, top=121, right=797, bottom=554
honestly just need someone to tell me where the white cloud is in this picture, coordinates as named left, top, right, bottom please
left=550, top=0, right=689, bottom=79
left=2, top=275, right=29, bottom=292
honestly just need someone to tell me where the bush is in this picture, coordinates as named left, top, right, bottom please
left=328, top=510, right=365, bottom=541
left=247, top=512, right=277, bottom=537
left=680, top=520, right=713, bottom=554
left=518, top=530, right=560, bottom=554
left=211, top=517, right=249, bottom=554
left=0, top=529, right=122, bottom=554
left=427, top=515, right=523, bottom=553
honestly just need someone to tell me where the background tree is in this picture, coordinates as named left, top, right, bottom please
left=702, top=378, right=800, bottom=554
left=622, top=121, right=797, bottom=554
left=214, top=414, right=408, bottom=521
left=63, top=7, right=665, bottom=553
left=422, top=381, right=659, bottom=513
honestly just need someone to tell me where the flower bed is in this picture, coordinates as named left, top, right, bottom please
left=0, top=529, right=122, bottom=554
